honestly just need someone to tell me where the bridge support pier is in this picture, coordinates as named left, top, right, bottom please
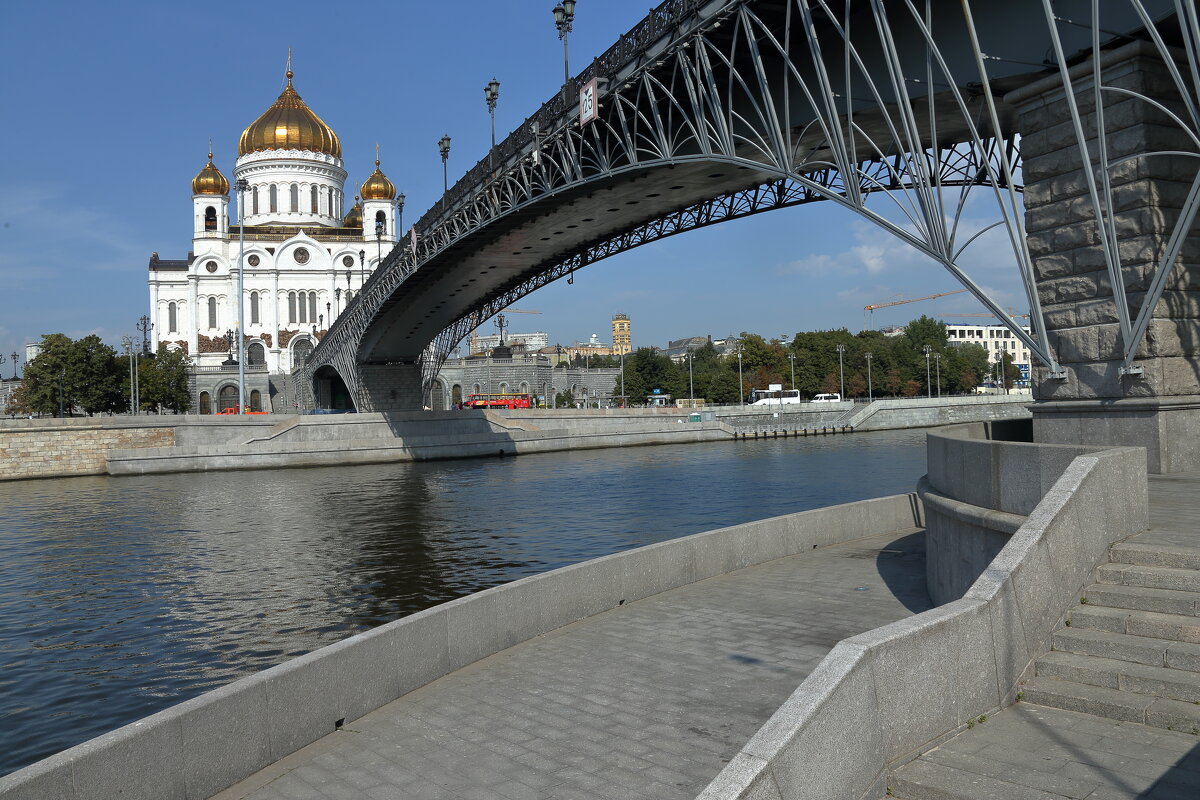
left=358, top=363, right=427, bottom=411
left=1013, top=42, right=1200, bottom=473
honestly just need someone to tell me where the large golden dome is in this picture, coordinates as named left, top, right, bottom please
left=238, top=70, right=341, bottom=158
left=360, top=159, right=396, bottom=200
left=192, top=153, right=229, bottom=195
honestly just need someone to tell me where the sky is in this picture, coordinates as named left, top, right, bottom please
left=0, top=0, right=1030, bottom=368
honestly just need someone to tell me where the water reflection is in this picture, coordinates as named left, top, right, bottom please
left=0, top=430, right=927, bottom=775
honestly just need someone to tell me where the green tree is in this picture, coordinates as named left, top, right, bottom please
left=554, top=388, right=575, bottom=407
left=21, top=334, right=75, bottom=416
left=616, top=348, right=684, bottom=404
left=72, top=335, right=124, bottom=415
left=139, top=345, right=193, bottom=413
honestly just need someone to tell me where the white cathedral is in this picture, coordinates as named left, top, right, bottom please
left=148, top=66, right=399, bottom=411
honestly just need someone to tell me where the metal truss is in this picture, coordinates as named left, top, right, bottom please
left=302, top=0, right=1198, bottom=408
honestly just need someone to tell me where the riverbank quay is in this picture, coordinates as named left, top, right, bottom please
left=0, top=492, right=927, bottom=799
left=0, top=395, right=1031, bottom=481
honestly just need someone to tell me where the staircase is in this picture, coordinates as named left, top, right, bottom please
left=1020, top=537, right=1200, bottom=735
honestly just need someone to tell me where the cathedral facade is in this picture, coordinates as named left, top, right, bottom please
left=148, top=67, right=399, bottom=412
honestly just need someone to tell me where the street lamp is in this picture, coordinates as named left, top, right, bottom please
left=397, top=192, right=406, bottom=237
left=788, top=352, right=796, bottom=392
left=552, top=1, right=577, bottom=87
left=375, top=218, right=384, bottom=266
left=438, top=134, right=451, bottom=193
left=10, top=352, right=18, bottom=380
left=235, top=177, right=249, bottom=415
left=358, top=249, right=365, bottom=290
left=687, top=350, right=694, bottom=408
left=736, top=339, right=744, bottom=407
left=619, top=348, right=625, bottom=407
left=934, top=352, right=942, bottom=397
left=137, top=315, right=153, bottom=355
left=484, top=78, right=501, bottom=167
left=835, top=343, right=846, bottom=399
left=865, top=352, right=873, bottom=402
left=923, top=344, right=932, bottom=398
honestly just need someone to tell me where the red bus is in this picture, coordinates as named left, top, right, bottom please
left=464, top=393, right=532, bottom=410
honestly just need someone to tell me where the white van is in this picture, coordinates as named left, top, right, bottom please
left=811, top=393, right=842, bottom=403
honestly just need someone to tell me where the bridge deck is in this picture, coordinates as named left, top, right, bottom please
left=213, top=527, right=930, bottom=800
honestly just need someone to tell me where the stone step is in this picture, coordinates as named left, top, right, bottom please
left=1110, top=541, right=1200, bottom=570
left=1036, top=650, right=1200, bottom=703
left=1051, top=627, right=1175, bottom=667
left=1081, top=582, right=1200, bottom=617
left=888, top=758, right=1060, bottom=800
left=1021, top=678, right=1200, bottom=735
left=1067, top=604, right=1200, bottom=643
left=1096, top=563, right=1200, bottom=593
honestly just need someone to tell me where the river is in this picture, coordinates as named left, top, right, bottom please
left=0, top=429, right=928, bottom=776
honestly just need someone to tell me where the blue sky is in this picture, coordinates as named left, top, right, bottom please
left=0, top=1, right=1026, bottom=367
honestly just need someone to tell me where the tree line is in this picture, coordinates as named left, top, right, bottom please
left=5, top=333, right=192, bottom=416
left=614, top=316, right=1019, bottom=404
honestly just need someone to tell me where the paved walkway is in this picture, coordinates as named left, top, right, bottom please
left=214, top=527, right=930, bottom=800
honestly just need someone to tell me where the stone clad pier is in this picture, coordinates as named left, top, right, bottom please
left=213, top=528, right=929, bottom=800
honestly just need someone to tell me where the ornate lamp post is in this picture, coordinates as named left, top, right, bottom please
left=788, top=351, right=796, bottom=391
left=137, top=315, right=153, bottom=356
left=438, top=134, right=451, bottom=193
left=358, top=249, right=365, bottom=291
left=552, top=1, right=577, bottom=87
left=923, top=344, right=933, bottom=398
left=10, top=352, right=18, bottom=380
left=484, top=78, right=501, bottom=168
left=397, top=192, right=406, bottom=237
left=865, top=351, right=873, bottom=401
left=934, top=351, right=942, bottom=397
left=375, top=218, right=384, bottom=266
left=835, top=343, right=846, bottom=398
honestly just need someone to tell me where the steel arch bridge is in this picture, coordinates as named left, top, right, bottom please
left=298, top=0, right=1198, bottom=411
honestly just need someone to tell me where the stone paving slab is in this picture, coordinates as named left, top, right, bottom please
left=212, top=528, right=930, bottom=800
left=890, top=703, right=1200, bottom=800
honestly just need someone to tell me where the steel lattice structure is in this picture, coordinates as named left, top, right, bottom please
left=300, top=0, right=1197, bottom=410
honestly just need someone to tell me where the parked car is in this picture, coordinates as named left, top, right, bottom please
left=811, top=393, right=842, bottom=403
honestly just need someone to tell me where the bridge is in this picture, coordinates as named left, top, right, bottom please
left=299, top=0, right=1199, bottom=472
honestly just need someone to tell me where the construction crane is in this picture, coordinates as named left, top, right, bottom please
left=940, top=310, right=1031, bottom=320
left=470, top=308, right=542, bottom=354
left=863, top=290, right=968, bottom=330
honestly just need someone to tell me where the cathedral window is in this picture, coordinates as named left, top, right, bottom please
left=168, top=302, right=177, bottom=333
left=204, top=206, right=217, bottom=231
left=247, top=342, right=265, bottom=366
left=199, top=392, right=211, bottom=415
left=308, top=292, right=317, bottom=323
left=298, top=291, right=308, bottom=324
left=250, top=291, right=259, bottom=325
left=207, top=297, right=217, bottom=329
left=250, top=390, right=262, bottom=412
left=310, top=185, right=318, bottom=213
left=327, top=186, right=334, bottom=216
left=288, top=291, right=297, bottom=324
left=289, top=183, right=299, bottom=212
left=269, top=184, right=278, bottom=213
left=252, top=186, right=259, bottom=215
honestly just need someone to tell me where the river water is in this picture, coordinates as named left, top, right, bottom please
left=0, top=429, right=928, bottom=776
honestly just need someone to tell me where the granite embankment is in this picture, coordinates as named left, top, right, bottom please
left=0, top=395, right=1031, bottom=480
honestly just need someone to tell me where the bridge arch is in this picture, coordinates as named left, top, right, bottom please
left=311, top=364, right=354, bottom=411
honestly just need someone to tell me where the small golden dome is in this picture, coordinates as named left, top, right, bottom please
left=238, top=69, right=342, bottom=158
left=192, top=153, right=229, bottom=195
left=343, top=196, right=363, bottom=228
left=360, top=159, right=396, bottom=200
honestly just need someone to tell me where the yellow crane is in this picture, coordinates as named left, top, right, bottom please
left=470, top=308, right=542, bottom=354
left=863, top=290, right=968, bottom=330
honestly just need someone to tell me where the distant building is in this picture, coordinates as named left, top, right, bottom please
left=611, top=314, right=632, bottom=355
left=946, top=323, right=1034, bottom=382
left=566, top=333, right=614, bottom=359
left=663, top=336, right=709, bottom=363
left=431, top=354, right=620, bottom=409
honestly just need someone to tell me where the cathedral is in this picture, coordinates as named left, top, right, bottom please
left=148, top=66, right=399, bottom=412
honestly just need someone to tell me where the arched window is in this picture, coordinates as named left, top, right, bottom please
left=199, top=392, right=211, bottom=414
left=519, top=381, right=529, bottom=394
left=288, top=291, right=297, bottom=324
left=168, top=302, right=177, bottom=333
left=473, top=384, right=482, bottom=396
left=289, top=183, right=299, bottom=212
left=310, top=185, right=318, bottom=213
left=252, top=186, right=259, bottom=215
left=308, top=292, right=317, bottom=322
left=451, top=384, right=463, bottom=405
left=249, top=291, right=259, bottom=325
left=292, top=338, right=313, bottom=369
left=297, top=291, right=307, bottom=323
left=327, top=186, right=334, bottom=216
left=218, top=385, right=238, bottom=413
left=204, top=206, right=217, bottom=231
left=374, top=210, right=386, bottom=236
left=207, top=297, right=217, bottom=329
left=249, top=389, right=262, bottom=412
left=269, top=184, right=278, bottom=212
left=247, top=342, right=265, bottom=366
left=499, top=382, right=509, bottom=394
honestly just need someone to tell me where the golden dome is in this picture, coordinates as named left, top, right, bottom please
left=192, top=153, right=229, bottom=195
left=238, top=70, right=341, bottom=158
left=343, top=196, right=363, bottom=228
left=360, top=159, right=396, bottom=200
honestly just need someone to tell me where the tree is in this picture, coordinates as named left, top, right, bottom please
left=139, top=345, right=192, bottom=413
left=21, top=334, right=75, bottom=416
left=554, top=388, right=575, bottom=407
left=821, top=372, right=840, bottom=394
left=846, top=373, right=867, bottom=398
left=72, top=335, right=124, bottom=415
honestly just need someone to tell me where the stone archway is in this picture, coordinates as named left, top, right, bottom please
left=312, top=365, right=353, bottom=411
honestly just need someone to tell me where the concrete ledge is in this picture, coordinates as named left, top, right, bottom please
left=699, top=435, right=1148, bottom=800
left=0, top=493, right=922, bottom=799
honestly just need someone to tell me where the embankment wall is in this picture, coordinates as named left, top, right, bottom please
left=0, top=494, right=923, bottom=800
left=0, top=418, right=176, bottom=481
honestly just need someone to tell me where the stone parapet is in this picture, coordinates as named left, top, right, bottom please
left=0, top=418, right=176, bottom=481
